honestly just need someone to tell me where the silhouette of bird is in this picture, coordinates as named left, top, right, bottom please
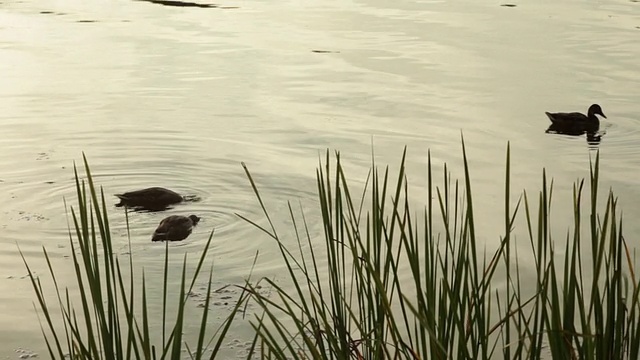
left=545, top=104, right=607, bottom=132
left=115, top=187, right=184, bottom=211
left=151, top=215, right=201, bottom=242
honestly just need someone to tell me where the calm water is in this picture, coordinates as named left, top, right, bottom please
left=0, top=0, right=638, bottom=357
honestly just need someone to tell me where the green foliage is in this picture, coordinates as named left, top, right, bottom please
left=22, top=142, right=640, bottom=359
left=20, top=154, right=247, bottom=360
left=241, top=140, right=640, bottom=359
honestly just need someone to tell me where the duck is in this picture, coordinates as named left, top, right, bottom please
left=151, top=214, right=200, bottom=241
left=545, top=104, right=607, bottom=132
left=115, top=187, right=184, bottom=211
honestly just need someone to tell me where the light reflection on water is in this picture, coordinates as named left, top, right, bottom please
left=0, top=0, right=639, bottom=356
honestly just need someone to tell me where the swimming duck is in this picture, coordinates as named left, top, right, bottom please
left=151, top=214, right=200, bottom=241
left=545, top=104, right=607, bottom=131
left=115, top=187, right=184, bottom=211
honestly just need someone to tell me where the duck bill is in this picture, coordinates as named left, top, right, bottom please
left=601, top=113, right=607, bottom=119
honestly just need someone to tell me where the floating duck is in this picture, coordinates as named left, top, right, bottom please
left=151, top=214, right=200, bottom=241
left=545, top=104, right=607, bottom=132
left=115, top=187, right=184, bottom=211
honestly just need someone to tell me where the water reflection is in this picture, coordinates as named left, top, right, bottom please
left=136, top=0, right=218, bottom=8
left=545, top=123, right=604, bottom=146
left=2, top=0, right=640, bottom=356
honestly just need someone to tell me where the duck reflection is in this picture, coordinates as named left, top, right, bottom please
left=545, top=123, right=603, bottom=146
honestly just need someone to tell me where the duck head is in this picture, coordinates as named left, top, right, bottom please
left=588, top=104, right=607, bottom=119
left=188, top=215, right=201, bottom=225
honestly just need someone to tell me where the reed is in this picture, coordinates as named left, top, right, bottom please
left=23, top=142, right=640, bottom=359
left=241, top=140, right=640, bottom=359
left=20, top=154, right=247, bottom=360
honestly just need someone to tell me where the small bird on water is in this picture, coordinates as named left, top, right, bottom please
left=115, top=187, right=185, bottom=211
left=151, top=214, right=201, bottom=242
left=545, top=104, right=607, bottom=132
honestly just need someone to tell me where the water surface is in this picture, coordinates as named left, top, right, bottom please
left=0, top=0, right=638, bottom=357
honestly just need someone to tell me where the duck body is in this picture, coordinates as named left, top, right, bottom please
left=151, top=214, right=200, bottom=242
left=115, top=187, right=184, bottom=211
left=545, top=104, right=606, bottom=132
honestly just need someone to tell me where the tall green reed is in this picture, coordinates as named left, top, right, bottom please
left=21, top=155, right=247, bottom=359
left=241, top=140, right=640, bottom=359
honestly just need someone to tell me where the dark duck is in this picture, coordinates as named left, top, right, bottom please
left=115, top=187, right=185, bottom=211
left=545, top=104, right=607, bottom=134
left=151, top=215, right=201, bottom=241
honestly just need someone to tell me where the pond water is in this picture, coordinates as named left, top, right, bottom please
left=0, top=0, right=638, bottom=357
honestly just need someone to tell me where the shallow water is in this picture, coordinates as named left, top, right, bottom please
left=0, top=0, right=639, bottom=357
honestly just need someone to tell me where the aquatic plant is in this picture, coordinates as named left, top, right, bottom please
left=20, top=155, right=247, bottom=359
left=22, top=141, right=640, bottom=359
left=241, top=139, right=640, bottom=359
